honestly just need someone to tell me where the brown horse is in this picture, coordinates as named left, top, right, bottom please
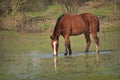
left=50, top=13, right=99, bottom=56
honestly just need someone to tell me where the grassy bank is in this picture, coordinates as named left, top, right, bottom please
left=1, top=1, right=119, bottom=32
left=0, top=27, right=120, bottom=55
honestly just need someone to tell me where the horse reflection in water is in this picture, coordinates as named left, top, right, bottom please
left=50, top=13, right=100, bottom=59
left=53, top=56, right=58, bottom=71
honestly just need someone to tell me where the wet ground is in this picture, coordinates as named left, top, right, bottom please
left=0, top=50, right=120, bottom=80
left=0, top=30, right=120, bottom=80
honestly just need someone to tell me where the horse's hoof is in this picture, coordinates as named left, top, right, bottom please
left=53, top=54, right=58, bottom=56
left=64, top=53, right=67, bottom=56
left=85, top=50, right=88, bottom=53
left=69, top=53, right=72, bottom=55
left=96, top=50, right=99, bottom=54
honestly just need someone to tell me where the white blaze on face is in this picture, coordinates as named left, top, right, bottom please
left=53, top=41, right=57, bottom=56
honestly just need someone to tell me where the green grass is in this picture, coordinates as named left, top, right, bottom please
left=0, top=31, right=51, bottom=54
left=41, top=4, right=63, bottom=19
left=26, top=11, right=41, bottom=18
left=0, top=27, right=120, bottom=55
left=0, top=28, right=120, bottom=80
left=90, top=5, right=114, bottom=17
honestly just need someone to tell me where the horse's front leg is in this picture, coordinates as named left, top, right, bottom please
left=64, top=35, right=72, bottom=56
left=64, top=47, right=68, bottom=56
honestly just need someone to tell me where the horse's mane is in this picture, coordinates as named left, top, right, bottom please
left=54, top=14, right=64, bottom=32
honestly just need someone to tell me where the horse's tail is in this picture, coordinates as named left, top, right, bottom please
left=97, top=18, right=100, bottom=32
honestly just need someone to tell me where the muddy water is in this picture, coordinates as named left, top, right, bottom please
left=0, top=50, right=120, bottom=80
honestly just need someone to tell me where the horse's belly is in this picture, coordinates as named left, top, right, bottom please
left=71, top=27, right=85, bottom=35
left=71, top=31, right=83, bottom=36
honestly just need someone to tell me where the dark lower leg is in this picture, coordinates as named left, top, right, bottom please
left=84, top=33, right=91, bottom=52
left=64, top=47, right=68, bottom=55
left=64, top=44, right=72, bottom=55
left=64, top=35, right=72, bottom=56
left=68, top=45, right=72, bottom=55
left=85, top=41, right=91, bottom=52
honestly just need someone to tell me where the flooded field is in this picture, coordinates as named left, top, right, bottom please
left=0, top=51, right=120, bottom=80
left=0, top=29, right=120, bottom=80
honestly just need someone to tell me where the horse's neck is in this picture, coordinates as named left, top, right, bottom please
left=53, top=27, right=61, bottom=37
left=53, top=31, right=60, bottom=37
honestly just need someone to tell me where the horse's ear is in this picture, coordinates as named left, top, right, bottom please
left=50, top=36, right=59, bottom=40
left=50, top=36, right=53, bottom=39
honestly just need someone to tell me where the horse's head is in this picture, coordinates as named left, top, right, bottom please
left=50, top=36, right=59, bottom=56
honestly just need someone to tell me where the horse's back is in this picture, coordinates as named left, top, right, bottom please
left=58, top=13, right=99, bottom=36
left=59, top=14, right=83, bottom=35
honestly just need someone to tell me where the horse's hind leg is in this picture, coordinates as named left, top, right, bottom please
left=91, top=33, right=99, bottom=60
left=84, top=32, right=91, bottom=53
left=91, top=33, right=99, bottom=53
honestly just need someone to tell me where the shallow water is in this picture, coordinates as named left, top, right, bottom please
left=0, top=50, right=120, bottom=80
left=28, top=50, right=120, bottom=58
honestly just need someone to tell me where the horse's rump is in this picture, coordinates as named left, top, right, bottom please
left=85, top=13, right=99, bottom=33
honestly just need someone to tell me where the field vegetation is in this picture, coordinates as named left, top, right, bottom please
left=0, top=0, right=120, bottom=32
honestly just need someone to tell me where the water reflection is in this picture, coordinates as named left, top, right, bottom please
left=0, top=53, right=42, bottom=79
left=53, top=56, right=58, bottom=71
